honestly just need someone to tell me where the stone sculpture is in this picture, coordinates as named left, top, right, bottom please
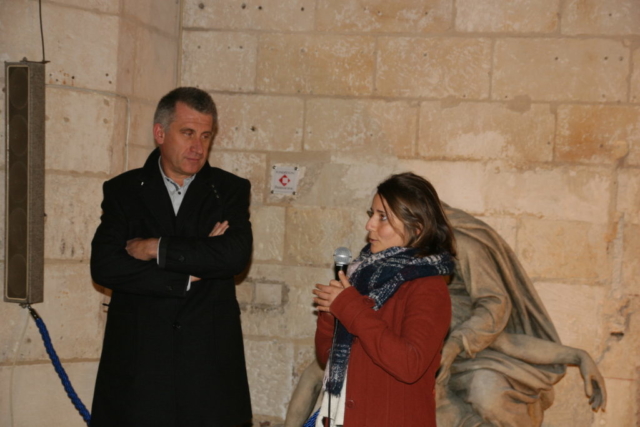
left=285, top=206, right=606, bottom=427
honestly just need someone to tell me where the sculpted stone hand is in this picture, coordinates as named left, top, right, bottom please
left=436, top=337, right=464, bottom=386
left=577, top=350, right=607, bottom=411
left=313, top=270, right=351, bottom=313
left=489, top=333, right=607, bottom=412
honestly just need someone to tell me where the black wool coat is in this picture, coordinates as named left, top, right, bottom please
left=90, top=148, right=252, bottom=427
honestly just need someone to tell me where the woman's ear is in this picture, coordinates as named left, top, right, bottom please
left=405, top=223, right=423, bottom=247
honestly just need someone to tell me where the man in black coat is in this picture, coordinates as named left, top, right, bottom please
left=90, top=87, right=252, bottom=427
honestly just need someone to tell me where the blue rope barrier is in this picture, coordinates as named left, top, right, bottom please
left=22, top=304, right=91, bottom=425
left=303, top=408, right=320, bottom=427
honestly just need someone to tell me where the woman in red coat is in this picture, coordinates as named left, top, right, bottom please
left=312, top=172, right=455, bottom=427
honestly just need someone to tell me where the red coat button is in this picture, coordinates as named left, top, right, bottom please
left=346, top=400, right=354, bottom=408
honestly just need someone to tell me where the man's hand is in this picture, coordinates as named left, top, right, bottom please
left=126, top=238, right=159, bottom=261
left=190, top=222, right=230, bottom=282
left=209, top=221, right=229, bottom=237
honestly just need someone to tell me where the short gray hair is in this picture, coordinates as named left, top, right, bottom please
left=153, top=87, right=218, bottom=132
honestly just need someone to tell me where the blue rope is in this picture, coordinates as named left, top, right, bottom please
left=23, top=304, right=91, bottom=425
left=303, top=408, right=320, bottom=427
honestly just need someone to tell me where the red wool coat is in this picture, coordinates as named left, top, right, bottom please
left=316, top=276, right=451, bottom=427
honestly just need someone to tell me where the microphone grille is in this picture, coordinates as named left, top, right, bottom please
left=333, top=247, right=352, bottom=266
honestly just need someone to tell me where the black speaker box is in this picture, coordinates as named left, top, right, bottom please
left=4, top=61, right=45, bottom=304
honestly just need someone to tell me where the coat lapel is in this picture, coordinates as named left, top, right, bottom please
left=139, top=148, right=177, bottom=235
left=175, top=163, right=220, bottom=234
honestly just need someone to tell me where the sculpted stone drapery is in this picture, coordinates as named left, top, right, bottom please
left=435, top=206, right=604, bottom=427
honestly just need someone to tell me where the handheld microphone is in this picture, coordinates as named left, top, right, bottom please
left=327, top=247, right=352, bottom=422
left=333, top=247, right=352, bottom=280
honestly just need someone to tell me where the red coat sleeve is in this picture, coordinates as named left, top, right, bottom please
left=330, top=276, right=451, bottom=384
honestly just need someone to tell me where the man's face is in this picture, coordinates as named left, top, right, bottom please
left=154, top=101, right=214, bottom=185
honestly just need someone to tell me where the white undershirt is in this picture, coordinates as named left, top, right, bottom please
left=316, top=372, right=347, bottom=427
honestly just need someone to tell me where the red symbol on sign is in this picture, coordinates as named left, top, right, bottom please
left=279, top=175, right=291, bottom=186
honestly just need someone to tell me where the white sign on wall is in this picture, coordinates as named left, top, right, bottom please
left=271, top=165, right=299, bottom=195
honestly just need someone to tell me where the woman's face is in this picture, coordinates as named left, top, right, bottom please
left=366, top=194, right=407, bottom=253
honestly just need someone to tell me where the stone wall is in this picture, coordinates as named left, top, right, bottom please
left=181, top=1, right=640, bottom=426
left=0, top=1, right=179, bottom=426
left=0, top=1, right=638, bottom=426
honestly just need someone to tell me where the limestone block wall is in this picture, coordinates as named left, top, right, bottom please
left=0, top=1, right=179, bottom=426
left=181, top=1, right=640, bottom=426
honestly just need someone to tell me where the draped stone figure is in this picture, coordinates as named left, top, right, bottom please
left=285, top=206, right=605, bottom=427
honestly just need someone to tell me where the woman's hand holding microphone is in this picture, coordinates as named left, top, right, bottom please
left=313, top=270, right=351, bottom=314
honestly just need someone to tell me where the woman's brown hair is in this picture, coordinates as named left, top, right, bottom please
left=377, top=172, right=456, bottom=257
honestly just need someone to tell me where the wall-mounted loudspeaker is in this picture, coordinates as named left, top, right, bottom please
left=4, top=61, right=45, bottom=304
